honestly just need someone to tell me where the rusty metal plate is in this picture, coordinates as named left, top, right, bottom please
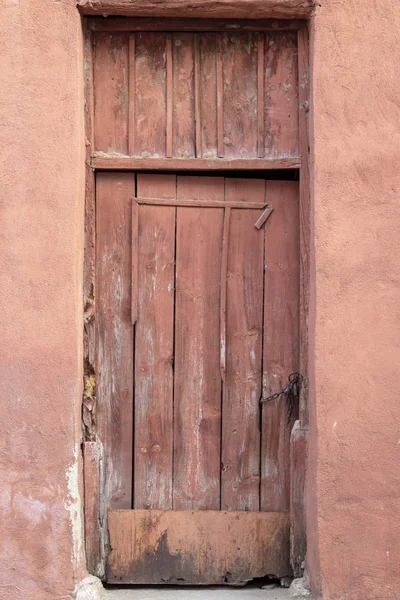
left=107, top=509, right=291, bottom=585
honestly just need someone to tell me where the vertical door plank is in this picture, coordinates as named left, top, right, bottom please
left=222, top=33, right=258, bottom=158
left=166, top=34, right=173, bottom=158
left=221, top=178, right=265, bottom=511
left=134, top=174, right=176, bottom=510
left=216, top=34, right=224, bottom=158
left=257, top=33, right=265, bottom=158
left=93, top=32, right=129, bottom=154
left=173, top=34, right=195, bottom=158
left=173, top=176, right=224, bottom=510
left=261, top=180, right=299, bottom=511
left=96, top=172, right=134, bottom=508
left=128, top=34, right=136, bottom=156
left=134, top=33, right=167, bottom=157
left=264, top=32, right=299, bottom=158
left=199, top=34, right=218, bottom=158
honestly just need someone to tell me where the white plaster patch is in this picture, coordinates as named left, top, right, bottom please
left=13, top=492, right=46, bottom=525
left=65, top=445, right=83, bottom=571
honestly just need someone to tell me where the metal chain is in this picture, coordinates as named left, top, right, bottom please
left=260, top=371, right=300, bottom=422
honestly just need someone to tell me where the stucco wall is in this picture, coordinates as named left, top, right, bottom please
left=307, top=0, right=400, bottom=598
left=1, top=0, right=400, bottom=599
left=0, top=1, right=86, bottom=599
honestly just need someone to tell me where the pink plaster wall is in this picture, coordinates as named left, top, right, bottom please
left=307, top=0, right=400, bottom=598
left=0, top=0, right=86, bottom=598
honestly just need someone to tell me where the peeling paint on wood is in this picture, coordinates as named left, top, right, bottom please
left=92, top=29, right=300, bottom=160
left=107, top=509, right=292, bottom=584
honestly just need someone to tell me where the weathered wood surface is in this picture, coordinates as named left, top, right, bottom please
left=83, top=441, right=105, bottom=578
left=265, top=32, right=299, bottom=158
left=79, top=0, right=313, bottom=19
left=107, top=509, right=292, bottom=584
left=261, top=180, right=299, bottom=511
left=221, top=179, right=265, bottom=511
left=91, top=30, right=300, bottom=160
left=290, top=420, right=307, bottom=576
left=96, top=172, right=134, bottom=508
left=88, top=18, right=306, bottom=32
left=92, top=155, right=301, bottom=170
left=134, top=175, right=176, bottom=509
left=173, top=176, right=224, bottom=509
left=93, top=32, right=129, bottom=154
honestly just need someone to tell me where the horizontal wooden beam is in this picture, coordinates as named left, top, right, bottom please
left=79, top=0, right=313, bottom=19
left=92, top=155, right=301, bottom=171
left=136, top=197, right=267, bottom=209
left=88, top=17, right=305, bottom=31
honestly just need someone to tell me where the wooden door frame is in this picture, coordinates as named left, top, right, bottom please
left=81, top=8, right=310, bottom=581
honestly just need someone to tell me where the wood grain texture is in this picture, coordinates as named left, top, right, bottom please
left=92, top=155, right=301, bottom=170
left=222, top=33, right=258, bottom=158
left=220, top=206, right=231, bottom=381
left=88, top=18, right=306, bottom=32
left=96, top=172, right=134, bottom=509
left=79, top=0, right=314, bottom=19
left=166, top=34, right=173, bottom=157
left=298, top=26, right=310, bottom=427
left=257, top=33, right=265, bottom=158
left=135, top=32, right=167, bottom=157
left=136, top=197, right=266, bottom=209
left=83, top=441, right=105, bottom=578
left=264, top=32, right=299, bottom=157
left=216, top=34, right=224, bottom=157
left=173, top=176, right=224, bottom=510
left=107, top=509, right=292, bottom=584
left=173, top=34, right=195, bottom=158
left=93, top=32, right=129, bottom=154
left=134, top=174, right=176, bottom=510
left=194, top=36, right=201, bottom=157
left=83, top=26, right=96, bottom=439
left=290, top=420, right=307, bottom=576
left=199, top=34, right=218, bottom=158
left=261, top=180, right=299, bottom=512
left=128, top=34, right=136, bottom=155
left=221, top=179, right=265, bottom=511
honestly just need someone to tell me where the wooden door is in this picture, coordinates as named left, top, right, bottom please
left=95, top=171, right=299, bottom=584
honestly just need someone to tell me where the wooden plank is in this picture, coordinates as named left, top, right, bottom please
left=221, top=178, right=265, bottom=511
left=93, top=32, right=129, bottom=154
left=96, top=172, right=134, bottom=509
left=173, top=33, right=195, bottom=158
left=216, top=34, right=224, bottom=158
left=261, top=180, right=299, bottom=512
left=92, top=155, right=301, bottom=170
left=134, top=174, right=176, bottom=510
left=128, top=34, right=136, bottom=155
left=264, top=32, right=299, bottom=157
left=254, top=206, right=273, bottom=229
left=194, top=36, right=201, bottom=157
left=131, top=200, right=138, bottom=324
left=83, top=441, right=105, bottom=578
left=220, top=207, right=231, bottom=381
left=199, top=34, right=218, bottom=158
left=134, top=32, right=167, bottom=157
left=173, top=176, right=224, bottom=510
left=222, top=33, right=258, bottom=158
left=107, top=509, right=292, bottom=584
left=136, top=197, right=266, bottom=209
left=298, top=26, right=310, bottom=427
left=83, top=26, right=96, bottom=439
left=166, top=34, right=173, bottom=157
left=88, top=17, right=306, bottom=32
left=257, top=33, right=265, bottom=158
left=78, top=0, right=314, bottom=20
left=290, top=421, right=307, bottom=577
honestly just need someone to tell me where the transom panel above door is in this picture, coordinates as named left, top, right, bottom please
left=92, top=28, right=299, bottom=160
left=95, top=172, right=299, bottom=584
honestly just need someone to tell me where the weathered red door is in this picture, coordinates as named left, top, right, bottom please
left=89, top=19, right=302, bottom=585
